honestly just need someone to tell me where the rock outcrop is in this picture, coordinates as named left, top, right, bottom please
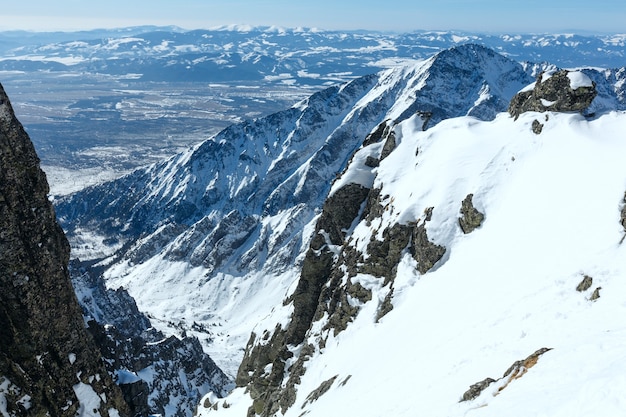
left=460, top=348, right=552, bottom=402
left=71, top=261, right=233, bottom=417
left=234, top=121, right=448, bottom=417
left=0, top=84, right=129, bottom=416
left=508, top=69, right=597, bottom=119
left=621, top=191, right=626, bottom=232
left=459, top=194, right=485, bottom=234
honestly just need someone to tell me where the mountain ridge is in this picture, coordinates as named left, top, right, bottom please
left=53, top=44, right=626, bottom=416
left=198, top=94, right=626, bottom=417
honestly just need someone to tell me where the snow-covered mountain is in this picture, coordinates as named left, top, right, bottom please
left=1, top=27, right=625, bottom=84
left=56, top=44, right=536, bottom=371
left=3, top=26, right=624, bottom=197
left=54, top=43, right=626, bottom=416
left=197, top=83, right=626, bottom=417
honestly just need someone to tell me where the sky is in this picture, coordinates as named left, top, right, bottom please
left=0, top=0, right=624, bottom=33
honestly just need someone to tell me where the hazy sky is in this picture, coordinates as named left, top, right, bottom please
left=1, top=0, right=624, bottom=33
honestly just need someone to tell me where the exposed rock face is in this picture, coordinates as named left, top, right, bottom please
left=71, top=262, right=233, bottom=417
left=0, top=84, right=129, bottom=416
left=621, top=191, right=626, bottom=232
left=459, top=194, right=485, bottom=234
left=234, top=122, right=450, bottom=417
left=508, top=69, right=597, bottom=119
left=460, top=348, right=552, bottom=402
left=235, top=182, right=371, bottom=416
left=576, top=274, right=593, bottom=292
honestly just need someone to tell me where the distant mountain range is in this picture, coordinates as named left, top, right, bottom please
left=1, top=26, right=624, bottom=194
left=1, top=27, right=625, bottom=86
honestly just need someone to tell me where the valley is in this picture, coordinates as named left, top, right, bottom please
left=1, top=70, right=312, bottom=194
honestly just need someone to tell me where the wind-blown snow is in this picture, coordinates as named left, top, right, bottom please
left=200, top=110, right=626, bottom=416
left=567, top=71, right=594, bottom=89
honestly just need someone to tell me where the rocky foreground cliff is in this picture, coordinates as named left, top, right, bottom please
left=0, top=84, right=129, bottom=416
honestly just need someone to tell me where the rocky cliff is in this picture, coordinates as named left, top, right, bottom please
left=0, top=84, right=128, bottom=416
left=508, top=69, right=597, bottom=119
left=71, top=261, right=233, bottom=417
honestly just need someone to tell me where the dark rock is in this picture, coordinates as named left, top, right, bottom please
left=590, top=287, right=601, bottom=301
left=576, top=275, right=593, bottom=292
left=411, top=208, right=446, bottom=274
left=379, top=126, right=397, bottom=161
left=361, top=187, right=385, bottom=225
left=502, top=347, right=552, bottom=379
left=119, top=380, right=150, bottom=417
left=286, top=183, right=370, bottom=344
left=0, top=83, right=129, bottom=416
left=302, top=375, right=337, bottom=408
left=324, top=278, right=371, bottom=336
left=460, top=347, right=552, bottom=402
left=460, top=377, right=496, bottom=402
left=364, top=155, right=379, bottom=168
left=236, top=183, right=371, bottom=417
left=531, top=119, right=544, bottom=134
left=376, top=289, right=395, bottom=322
left=362, top=119, right=391, bottom=147
left=508, top=69, right=597, bottom=119
left=361, top=223, right=412, bottom=282
left=313, top=183, right=371, bottom=248
left=459, top=194, right=485, bottom=234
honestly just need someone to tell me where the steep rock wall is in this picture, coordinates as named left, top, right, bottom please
left=0, top=84, right=129, bottom=416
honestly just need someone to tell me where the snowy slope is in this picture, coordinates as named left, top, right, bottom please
left=198, top=109, right=626, bottom=417
left=56, top=45, right=540, bottom=376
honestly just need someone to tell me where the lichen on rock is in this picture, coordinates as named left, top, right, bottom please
left=460, top=347, right=552, bottom=402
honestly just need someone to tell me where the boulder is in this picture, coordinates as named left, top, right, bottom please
left=459, top=194, right=485, bottom=234
left=508, top=69, right=597, bottom=119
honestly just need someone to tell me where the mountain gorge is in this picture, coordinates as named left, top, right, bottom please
left=51, top=42, right=626, bottom=416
